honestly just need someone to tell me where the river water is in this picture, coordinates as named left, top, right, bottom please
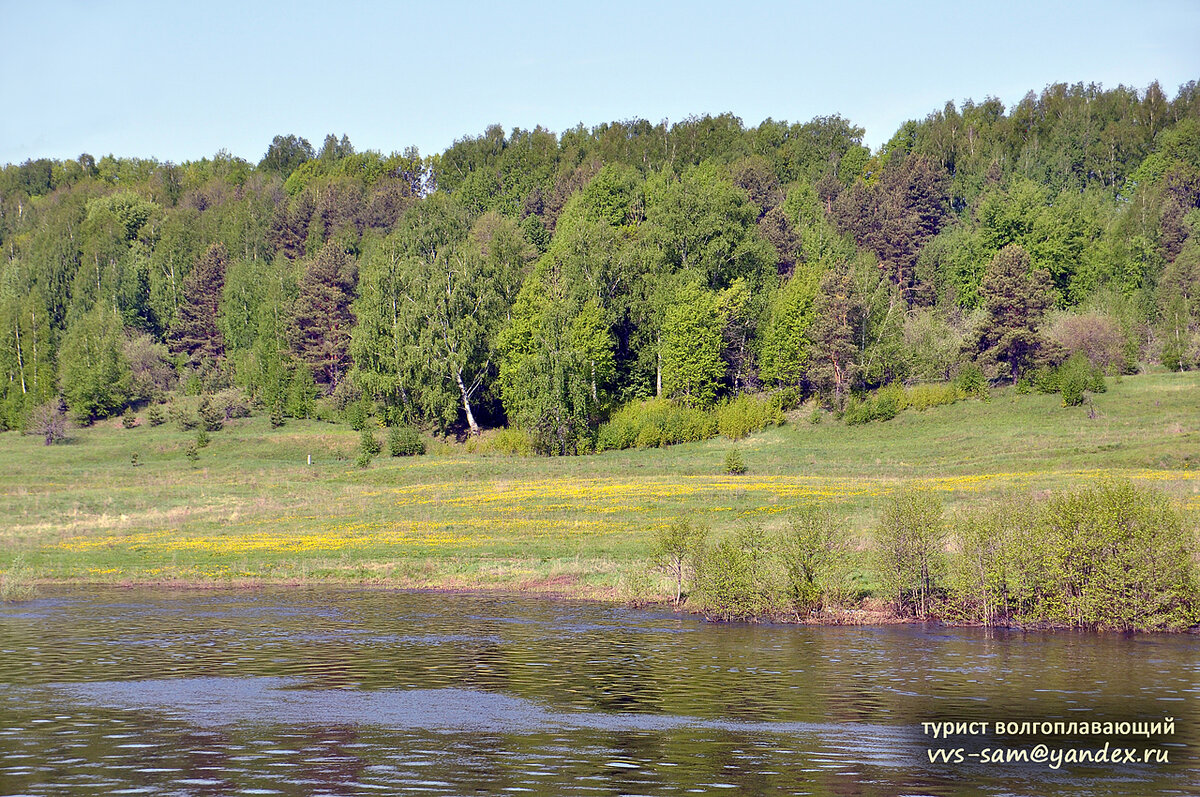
left=0, top=588, right=1195, bottom=795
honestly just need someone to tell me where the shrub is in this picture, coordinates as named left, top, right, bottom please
left=941, top=482, right=1200, bottom=631
left=596, top=399, right=716, bottom=451
left=724, top=447, right=746, bottom=475
left=904, top=383, right=960, bottom=412
left=198, top=396, right=224, bottom=432
left=1046, top=311, right=1126, bottom=373
left=873, top=383, right=903, bottom=421
left=769, top=386, right=803, bottom=413
left=354, top=450, right=373, bottom=469
left=715, top=393, right=784, bottom=440
left=875, top=487, right=945, bottom=618
left=943, top=499, right=1021, bottom=626
left=147, top=404, right=166, bottom=426
left=778, top=505, right=849, bottom=613
left=651, top=518, right=708, bottom=605
left=953, top=362, right=989, bottom=400
left=1041, top=353, right=1106, bottom=406
left=0, top=554, right=36, bottom=602
left=843, top=396, right=873, bottom=426
left=184, top=441, right=199, bottom=465
left=213, top=388, right=251, bottom=420
left=485, top=427, right=532, bottom=456
left=269, top=403, right=285, bottom=428
left=345, top=400, right=371, bottom=431
left=196, top=428, right=210, bottom=448
left=1005, top=481, right=1199, bottom=631
left=693, top=522, right=781, bottom=620
left=388, top=425, right=425, bottom=457
left=360, top=427, right=382, bottom=457
left=28, top=399, right=68, bottom=445
left=121, top=408, right=137, bottom=429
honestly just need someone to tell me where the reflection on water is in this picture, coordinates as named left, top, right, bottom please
left=0, top=588, right=1196, bottom=795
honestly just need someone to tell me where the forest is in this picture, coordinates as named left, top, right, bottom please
left=1, top=79, right=1198, bottom=454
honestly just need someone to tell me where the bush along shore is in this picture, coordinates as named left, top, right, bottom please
left=656, top=480, right=1200, bottom=633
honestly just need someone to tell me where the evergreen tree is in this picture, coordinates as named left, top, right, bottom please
left=288, top=240, right=357, bottom=389
left=168, top=242, right=227, bottom=366
left=968, top=244, right=1056, bottom=382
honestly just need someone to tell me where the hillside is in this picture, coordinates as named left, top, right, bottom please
left=2, top=372, right=1196, bottom=597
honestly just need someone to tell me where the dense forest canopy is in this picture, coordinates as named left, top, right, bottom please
left=2, top=80, right=1198, bottom=452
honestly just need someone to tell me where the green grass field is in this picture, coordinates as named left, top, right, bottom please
left=2, top=372, right=1197, bottom=600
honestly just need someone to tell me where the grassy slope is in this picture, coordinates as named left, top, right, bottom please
left=1, top=372, right=1197, bottom=598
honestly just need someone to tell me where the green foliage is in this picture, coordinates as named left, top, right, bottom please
left=147, top=404, right=165, bottom=426
left=388, top=425, right=425, bottom=457
left=596, top=399, right=716, bottom=451
left=269, top=403, right=285, bottom=428
left=943, top=499, right=1019, bottom=626
left=953, top=362, right=989, bottom=400
left=875, top=488, right=945, bottom=618
left=344, top=400, right=371, bottom=431
left=121, top=408, right=137, bottom=429
left=196, top=428, right=210, bottom=448
left=1010, top=481, right=1199, bottom=631
left=497, top=259, right=607, bottom=455
left=903, top=382, right=961, bottom=411
left=4, top=81, right=1200, bottom=457
left=1027, top=352, right=1106, bottom=406
left=845, top=382, right=957, bottom=425
left=197, top=396, right=224, bottom=432
left=0, top=554, right=36, bottom=603
left=946, top=482, right=1200, bottom=631
left=694, top=522, right=781, bottom=620
left=660, top=282, right=726, bottom=406
left=466, top=427, right=533, bottom=456
left=57, top=305, right=132, bottom=422
left=715, top=393, right=784, bottom=440
left=288, top=240, right=357, bottom=388
left=651, top=518, right=708, bottom=605
left=779, top=506, right=849, bottom=612
left=968, top=244, right=1055, bottom=383
left=643, top=161, right=775, bottom=289
left=360, top=427, right=382, bottom=457
left=167, top=243, right=226, bottom=366
left=184, top=440, right=199, bottom=465
left=723, top=447, right=746, bottom=475
left=354, top=450, right=374, bottom=469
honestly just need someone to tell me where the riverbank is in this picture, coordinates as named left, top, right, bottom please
left=3, top=372, right=1198, bottom=613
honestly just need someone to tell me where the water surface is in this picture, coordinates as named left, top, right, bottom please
left=0, top=588, right=1195, bottom=795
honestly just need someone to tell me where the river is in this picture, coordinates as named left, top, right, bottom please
left=0, top=588, right=1195, bottom=795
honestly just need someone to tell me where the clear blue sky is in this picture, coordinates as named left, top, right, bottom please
left=2, top=0, right=1198, bottom=167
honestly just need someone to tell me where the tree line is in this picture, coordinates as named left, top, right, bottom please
left=1, top=81, right=1198, bottom=452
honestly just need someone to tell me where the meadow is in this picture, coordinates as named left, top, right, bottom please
left=1, top=372, right=1197, bottom=602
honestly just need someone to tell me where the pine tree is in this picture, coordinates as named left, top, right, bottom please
left=288, top=241, right=356, bottom=388
left=968, top=244, right=1055, bottom=382
left=168, top=243, right=227, bottom=365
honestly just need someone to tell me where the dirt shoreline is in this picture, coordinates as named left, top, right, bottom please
left=28, top=577, right=1195, bottom=632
